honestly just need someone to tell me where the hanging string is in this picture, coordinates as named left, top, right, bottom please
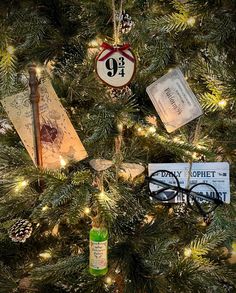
left=111, top=1, right=125, bottom=181
left=116, top=0, right=123, bottom=44
left=186, top=117, right=202, bottom=189
left=112, top=0, right=124, bottom=45
left=112, top=0, right=118, bottom=45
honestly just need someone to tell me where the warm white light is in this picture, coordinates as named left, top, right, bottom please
left=60, top=156, right=67, bottom=168
left=99, top=191, right=106, bottom=200
left=84, top=207, right=90, bottom=215
left=105, top=276, right=113, bottom=285
left=6, top=45, right=15, bottom=54
left=199, top=220, right=207, bottom=227
left=87, top=38, right=101, bottom=57
left=20, top=180, right=28, bottom=187
left=148, top=126, right=156, bottom=133
left=173, top=137, right=180, bottom=142
left=187, top=17, right=196, bottom=26
left=184, top=248, right=192, bottom=257
left=117, top=123, right=123, bottom=131
left=39, top=251, right=52, bottom=260
left=144, top=214, right=155, bottom=223
left=88, top=39, right=99, bottom=47
left=35, top=66, right=42, bottom=77
left=42, top=205, right=49, bottom=211
left=218, top=99, right=227, bottom=108
left=232, top=242, right=236, bottom=253
left=196, top=144, right=206, bottom=150
left=137, top=127, right=145, bottom=136
left=192, top=152, right=198, bottom=159
left=15, top=179, right=28, bottom=192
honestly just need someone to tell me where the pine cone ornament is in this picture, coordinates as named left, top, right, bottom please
left=8, top=219, right=33, bottom=243
left=108, top=86, right=132, bottom=101
left=120, top=11, right=134, bottom=34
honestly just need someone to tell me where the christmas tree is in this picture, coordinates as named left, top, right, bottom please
left=0, top=0, right=236, bottom=292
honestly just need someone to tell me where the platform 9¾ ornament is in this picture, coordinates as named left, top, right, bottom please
left=95, top=42, right=136, bottom=88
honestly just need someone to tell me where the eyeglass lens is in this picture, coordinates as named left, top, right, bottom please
left=148, top=170, right=180, bottom=202
left=187, top=183, right=221, bottom=214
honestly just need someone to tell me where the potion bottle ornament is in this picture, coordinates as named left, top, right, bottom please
left=89, top=219, right=108, bottom=276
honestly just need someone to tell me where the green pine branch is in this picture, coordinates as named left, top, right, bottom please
left=0, top=262, right=17, bottom=293
left=31, top=255, right=87, bottom=283
left=0, top=46, right=17, bottom=96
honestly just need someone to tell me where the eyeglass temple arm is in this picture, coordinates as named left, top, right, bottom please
left=147, top=177, right=179, bottom=190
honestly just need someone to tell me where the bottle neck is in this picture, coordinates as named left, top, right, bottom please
left=92, top=215, right=105, bottom=229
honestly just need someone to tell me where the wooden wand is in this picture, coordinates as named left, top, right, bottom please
left=28, top=64, right=43, bottom=169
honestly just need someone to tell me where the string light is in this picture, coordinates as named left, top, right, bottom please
left=192, top=152, right=198, bottom=159
left=173, top=137, right=180, bottom=142
left=117, top=123, right=123, bottom=132
left=136, top=127, right=145, bottom=136
left=187, top=17, right=196, bottom=26
left=39, top=251, right=52, bottom=260
left=218, top=99, right=227, bottom=108
left=173, top=136, right=185, bottom=144
left=42, top=205, right=49, bottom=211
left=89, top=39, right=99, bottom=47
left=84, top=207, right=90, bottom=215
left=15, top=179, right=29, bottom=192
left=184, top=248, right=192, bottom=257
left=6, top=45, right=15, bottom=54
left=144, top=214, right=155, bottom=224
left=98, top=191, right=112, bottom=203
left=148, top=126, right=156, bottom=134
left=196, top=144, right=206, bottom=150
left=20, top=180, right=28, bottom=187
left=198, top=219, right=207, bottom=227
left=87, top=38, right=102, bottom=57
left=59, top=156, right=67, bottom=168
left=51, top=223, right=59, bottom=236
left=105, top=276, right=113, bottom=285
left=99, top=191, right=106, bottom=200
left=35, top=66, right=42, bottom=77
left=232, top=241, right=236, bottom=253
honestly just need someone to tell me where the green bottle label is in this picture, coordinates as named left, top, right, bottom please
left=89, top=240, right=108, bottom=270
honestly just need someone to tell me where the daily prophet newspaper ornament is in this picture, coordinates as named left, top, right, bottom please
left=148, top=162, right=230, bottom=203
left=1, top=79, right=88, bottom=169
left=95, top=42, right=136, bottom=88
left=146, top=68, right=203, bottom=133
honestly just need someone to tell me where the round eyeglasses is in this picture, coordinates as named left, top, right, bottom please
left=147, top=170, right=223, bottom=217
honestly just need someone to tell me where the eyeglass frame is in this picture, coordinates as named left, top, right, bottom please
left=147, top=169, right=223, bottom=217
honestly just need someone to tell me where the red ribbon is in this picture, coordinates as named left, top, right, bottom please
left=98, top=42, right=135, bottom=63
